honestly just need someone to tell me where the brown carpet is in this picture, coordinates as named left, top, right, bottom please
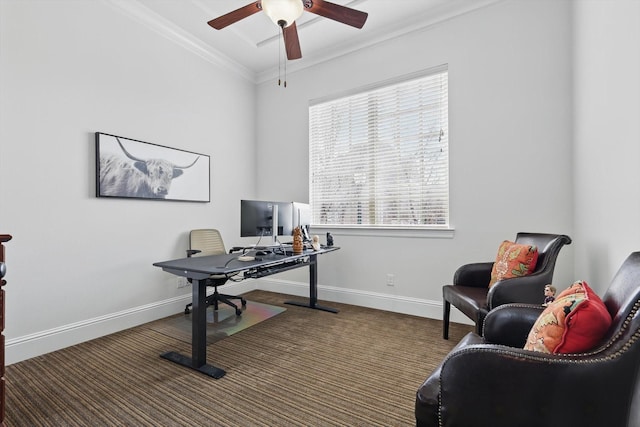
left=4, top=291, right=473, bottom=427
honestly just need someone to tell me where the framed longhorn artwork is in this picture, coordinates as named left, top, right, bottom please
left=95, top=132, right=210, bottom=202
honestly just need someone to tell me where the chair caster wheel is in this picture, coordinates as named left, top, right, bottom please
left=241, top=299, right=247, bottom=307
left=184, top=308, right=190, bottom=314
left=235, top=309, right=242, bottom=316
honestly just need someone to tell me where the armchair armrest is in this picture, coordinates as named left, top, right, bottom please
left=186, top=249, right=201, bottom=257
left=487, top=270, right=550, bottom=308
left=453, top=262, right=493, bottom=288
left=482, top=303, right=543, bottom=347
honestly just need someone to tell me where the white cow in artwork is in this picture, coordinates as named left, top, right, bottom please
left=99, top=137, right=199, bottom=198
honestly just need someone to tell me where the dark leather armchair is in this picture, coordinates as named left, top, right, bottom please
left=442, top=232, right=571, bottom=338
left=416, top=251, right=640, bottom=427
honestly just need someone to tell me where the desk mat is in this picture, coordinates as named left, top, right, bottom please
left=149, top=301, right=286, bottom=345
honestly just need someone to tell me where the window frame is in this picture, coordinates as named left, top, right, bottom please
left=308, top=65, right=452, bottom=233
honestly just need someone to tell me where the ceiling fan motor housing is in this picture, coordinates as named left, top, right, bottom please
left=261, top=0, right=304, bottom=28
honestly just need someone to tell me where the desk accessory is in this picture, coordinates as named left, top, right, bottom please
left=311, top=235, right=321, bottom=251
left=293, top=227, right=304, bottom=254
left=326, top=232, right=334, bottom=247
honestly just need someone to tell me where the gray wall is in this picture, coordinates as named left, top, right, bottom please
left=0, top=0, right=256, bottom=363
left=255, top=0, right=575, bottom=312
left=573, top=0, right=640, bottom=289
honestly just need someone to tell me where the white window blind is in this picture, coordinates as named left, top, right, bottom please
left=309, top=66, right=449, bottom=228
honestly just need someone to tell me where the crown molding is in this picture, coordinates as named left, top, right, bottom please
left=104, top=0, right=502, bottom=86
left=256, top=0, right=503, bottom=83
left=104, top=0, right=257, bottom=83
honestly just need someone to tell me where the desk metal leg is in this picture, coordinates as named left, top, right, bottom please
left=285, top=254, right=338, bottom=313
left=160, top=278, right=226, bottom=378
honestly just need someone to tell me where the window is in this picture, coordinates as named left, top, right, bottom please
left=309, top=65, right=449, bottom=229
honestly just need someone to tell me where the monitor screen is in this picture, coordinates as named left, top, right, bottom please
left=292, top=202, right=311, bottom=228
left=292, top=202, right=312, bottom=242
left=240, top=200, right=293, bottom=238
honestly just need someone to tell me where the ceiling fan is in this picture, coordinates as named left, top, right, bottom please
left=207, top=0, right=368, bottom=60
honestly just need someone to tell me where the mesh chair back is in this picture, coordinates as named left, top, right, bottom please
left=190, top=229, right=226, bottom=256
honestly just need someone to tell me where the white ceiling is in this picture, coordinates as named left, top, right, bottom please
left=109, top=0, right=500, bottom=83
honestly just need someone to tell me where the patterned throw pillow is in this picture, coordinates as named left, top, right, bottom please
left=489, top=240, right=539, bottom=287
left=524, top=280, right=612, bottom=354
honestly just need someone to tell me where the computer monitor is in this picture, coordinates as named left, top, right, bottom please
left=292, top=202, right=312, bottom=242
left=240, top=199, right=293, bottom=244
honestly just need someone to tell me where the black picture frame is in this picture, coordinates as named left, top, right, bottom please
left=95, top=132, right=210, bottom=202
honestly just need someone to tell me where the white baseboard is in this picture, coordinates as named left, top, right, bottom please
left=256, top=278, right=473, bottom=324
left=5, top=280, right=254, bottom=365
left=5, top=279, right=470, bottom=365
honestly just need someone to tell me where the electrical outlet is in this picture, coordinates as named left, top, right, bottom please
left=386, top=273, right=395, bottom=286
left=176, top=277, right=189, bottom=288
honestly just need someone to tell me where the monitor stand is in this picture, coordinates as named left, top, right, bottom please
left=271, top=203, right=279, bottom=246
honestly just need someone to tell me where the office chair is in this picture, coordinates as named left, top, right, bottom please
left=184, top=229, right=246, bottom=316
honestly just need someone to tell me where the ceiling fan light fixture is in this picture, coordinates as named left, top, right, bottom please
left=261, top=0, right=303, bottom=28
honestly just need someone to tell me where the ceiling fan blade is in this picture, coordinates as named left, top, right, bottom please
left=306, top=0, right=368, bottom=29
left=207, top=2, right=262, bottom=30
left=282, top=22, right=302, bottom=60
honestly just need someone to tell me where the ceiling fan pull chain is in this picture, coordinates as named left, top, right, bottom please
left=278, top=28, right=282, bottom=86
left=276, top=24, right=287, bottom=88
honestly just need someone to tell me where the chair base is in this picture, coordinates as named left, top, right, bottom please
left=184, top=289, right=247, bottom=316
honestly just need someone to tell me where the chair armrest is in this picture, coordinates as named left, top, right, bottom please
left=487, top=270, right=550, bottom=308
left=482, top=303, right=543, bottom=347
left=186, top=249, right=201, bottom=257
left=453, top=262, right=493, bottom=288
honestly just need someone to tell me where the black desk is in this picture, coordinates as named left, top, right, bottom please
left=153, top=246, right=339, bottom=378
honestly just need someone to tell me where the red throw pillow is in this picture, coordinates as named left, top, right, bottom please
left=524, top=281, right=612, bottom=354
left=489, top=240, right=539, bottom=287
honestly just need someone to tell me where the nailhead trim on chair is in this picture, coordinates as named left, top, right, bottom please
left=437, top=299, right=640, bottom=426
